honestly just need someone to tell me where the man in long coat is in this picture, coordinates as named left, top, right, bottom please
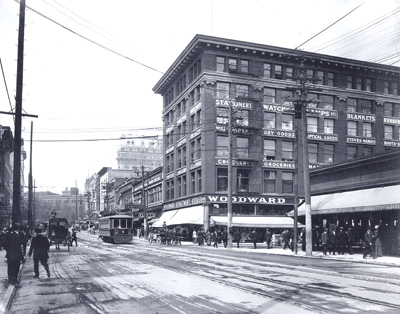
left=2, top=224, right=25, bottom=285
left=29, top=227, right=51, bottom=278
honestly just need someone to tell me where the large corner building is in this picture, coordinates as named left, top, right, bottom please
left=152, top=35, right=400, bottom=238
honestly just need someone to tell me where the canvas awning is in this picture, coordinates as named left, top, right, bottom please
left=152, top=210, right=178, bottom=228
left=210, top=216, right=303, bottom=229
left=168, top=205, right=204, bottom=226
left=293, top=185, right=400, bottom=216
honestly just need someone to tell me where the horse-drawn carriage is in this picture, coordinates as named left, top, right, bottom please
left=48, top=217, right=70, bottom=251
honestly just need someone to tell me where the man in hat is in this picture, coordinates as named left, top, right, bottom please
left=29, top=227, right=51, bottom=278
left=2, top=224, right=25, bottom=285
left=363, top=227, right=375, bottom=259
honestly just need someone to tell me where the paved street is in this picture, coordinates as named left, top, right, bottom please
left=6, top=233, right=400, bottom=314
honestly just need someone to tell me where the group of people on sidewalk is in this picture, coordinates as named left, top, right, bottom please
left=1, top=224, right=54, bottom=286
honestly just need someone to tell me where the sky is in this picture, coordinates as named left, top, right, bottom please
left=0, top=0, right=399, bottom=193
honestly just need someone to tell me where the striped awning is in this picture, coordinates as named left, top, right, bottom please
left=293, top=185, right=400, bottom=216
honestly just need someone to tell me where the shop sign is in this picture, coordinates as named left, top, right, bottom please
left=263, top=104, right=292, bottom=112
left=177, top=167, right=186, bottom=176
left=148, top=175, right=162, bottom=185
left=384, top=140, right=400, bottom=147
left=307, top=108, right=338, bottom=118
left=216, top=125, right=252, bottom=135
left=346, top=113, right=376, bottom=122
left=384, top=117, right=400, bottom=125
left=190, top=102, right=202, bottom=115
left=346, top=137, right=376, bottom=145
left=216, top=158, right=253, bottom=167
left=166, top=124, right=174, bottom=134
left=177, top=115, right=186, bottom=125
left=263, top=129, right=295, bottom=138
left=164, top=196, right=206, bottom=210
left=215, top=99, right=253, bottom=110
left=207, top=195, right=287, bottom=204
left=166, top=172, right=174, bottom=180
left=166, top=146, right=174, bottom=154
left=263, top=160, right=295, bottom=169
left=307, top=133, right=338, bottom=142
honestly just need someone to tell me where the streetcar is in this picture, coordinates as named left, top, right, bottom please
left=98, top=215, right=133, bottom=244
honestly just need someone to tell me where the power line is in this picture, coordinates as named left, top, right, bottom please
left=19, top=1, right=164, bottom=74
left=295, top=3, right=364, bottom=50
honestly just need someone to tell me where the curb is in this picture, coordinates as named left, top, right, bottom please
left=0, top=260, right=26, bottom=314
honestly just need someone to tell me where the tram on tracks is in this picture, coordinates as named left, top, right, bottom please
left=98, top=215, right=133, bottom=244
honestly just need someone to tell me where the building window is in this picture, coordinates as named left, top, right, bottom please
left=264, top=112, right=276, bottom=129
left=307, top=93, right=318, bottom=108
left=327, top=72, right=335, bottom=86
left=347, top=146, right=357, bottom=160
left=347, top=121, right=357, bottom=136
left=263, top=170, right=276, bottom=193
left=324, top=144, right=334, bottom=164
left=363, top=123, right=372, bottom=137
left=307, top=117, right=318, bottom=133
left=216, top=56, right=225, bottom=72
left=346, top=75, right=353, bottom=89
left=177, top=147, right=183, bottom=168
left=308, top=143, right=318, bottom=163
left=263, top=88, right=276, bottom=104
left=363, top=147, right=373, bottom=157
left=229, top=58, right=237, bottom=71
left=282, top=114, right=293, bottom=130
left=196, top=109, right=201, bottom=128
left=197, top=169, right=202, bottom=193
left=324, top=119, right=334, bottom=134
left=361, top=100, right=372, bottom=114
left=384, top=81, right=390, bottom=94
left=264, top=139, right=276, bottom=160
left=274, top=65, right=283, bottom=79
left=182, top=175, right=187, bottom=197
left=365, top=79, right=372, bottom=92
left=217, top=168, right=228, bottom=191
left=195, top=137, right=201, bottom=160
left=190, top=114, right=195, bottom=131
left=384, top=103, right=393, bottom=116
left=217, top=136, right=229, bottom=157
left=217, top=107, right=228, bottom=125
left=191, top=171, right=196, bottom=194
left=282, top=172, right=293, bottom=194
left=235, top=110, right=249, bottom=126
left=237, top=169, right=250, bottom=192
left=347, top=98, right=357, bottom=112
left=216, top=82, right=230, bottom=99
left=391, top=82, right=399, bottom=95
left=264, top=63, right=271, bottom=78
left=177, top=177, right=182, bottom=198
left=236, top=84, right=249, bottom=98
left=316, top=71, right=324, bottom=84
left=190, top=140, right=196, bottom=162
left=240, top=60, right=249, bottom=73
left=355, top=77, right=362, bottom=90
left=236, top=137, right=249, bottom=158
left=322, top=95, right=334, bottom=110
left=182, top=146, right=187, bottom=166
left=385, top=125, right=394, bottom=139
left=285, top=67, right=294, bottom=81
left=282, top=141, right=293, bottom=161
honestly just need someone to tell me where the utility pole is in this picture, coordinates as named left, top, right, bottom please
left=142, top=165, right=149, bottom=239
left=293, top=114, right=299, bottom=255
left=28, top=121, right=33, bottom=231
left=227, top=103, right=233, bottom=249
left=75, top=180, right=78, bottom=223
left=12, top=0, right=26, bottom=226
left=288, top=55, right=321, bottom=257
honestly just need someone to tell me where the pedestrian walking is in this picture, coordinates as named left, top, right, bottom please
left=363, top=227, right=375, bottom=259
left=222, top=228, right=228, bottom=248
left=264, top=229, right=272, bottom=249
left=234, top=229, right=241, bottom=248
left=337, top=227, right=347, bottom=255
left=3, top=224, right=25, bottom=285
left=197, top=229, right=204, bottom=246
left=328, top=228, right=337, bottom=255
left=28, top=228, right=51, bottom=278
left=212, top=229, right=219, bottom=248
left=300, top=228, right=306, bottom=252
left=373, top=227, right=383, bottom=258
left=347, top=227, right=355, bottom=255
left=321, top=228, right=329, bottom=255
left=192, top=230, right=197, bottom=244
left=206, top=230, right=212, bottom=246
left=251, top=230, right=259, bottom=249
left=71, top=229, right=78, bottom=246
left=282, top=229, right=292, bottom=250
